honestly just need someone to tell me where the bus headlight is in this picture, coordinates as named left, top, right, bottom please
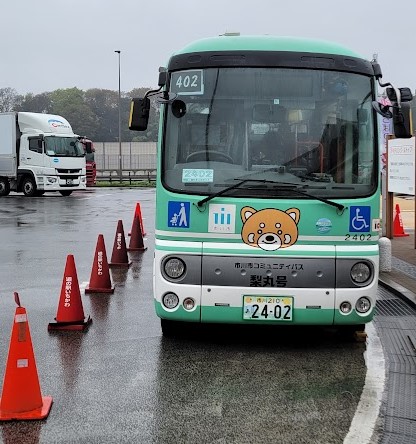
left=356, top=297, right=371, bottom=314
left=183, top=298, right=195, bottom=310
left=163, top=257, right=186, bottom=280
left=162, top=292, right=179, bottom=309
left=340, top=301, right=352, bottom=314
left=350, top=262, right=371, bottom=284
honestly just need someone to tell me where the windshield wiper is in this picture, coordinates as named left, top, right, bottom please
left=196, top=178, right=345, bottom=212
left=276, top=186, right=345, bottom=212
left=197, top=178, right=258, bottom=207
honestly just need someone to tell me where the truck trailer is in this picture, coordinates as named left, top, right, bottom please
left=0, top=112, right=87, bottom=196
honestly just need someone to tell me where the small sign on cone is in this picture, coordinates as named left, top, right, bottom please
left=109, top=220, right=132, bottom=267
left=85, top=234, right=115, bottom=294
left=0, top=293, right=53, bottom=421
left=128, top=215, right=147, bottom=252
left=48, top=255, right=92, bottom=331
left=393, top=203, right=409, bottom=237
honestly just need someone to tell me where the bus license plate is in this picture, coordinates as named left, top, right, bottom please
left=243, top=296, right=293, bottom=321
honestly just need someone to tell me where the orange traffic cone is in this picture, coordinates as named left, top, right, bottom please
left=128, top=215, right=147, bottom=252
left=109, top=220, right=132, bottom=267
left=129, top=203, right=146, bottom=237
left=48, top=255, right=92, bottom=331
left=393, top=203, right=409, bottom=237
left=85, top=234, right=115, bottom=294
left=0, top=292, right=53, bottom=420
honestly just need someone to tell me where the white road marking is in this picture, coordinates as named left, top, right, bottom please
left=343, top=322, right=386, bottom=444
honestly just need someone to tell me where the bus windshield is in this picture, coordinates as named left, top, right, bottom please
left=44, top=136, right=85, bottom=157
left=162, top=67, right=377, bottom=199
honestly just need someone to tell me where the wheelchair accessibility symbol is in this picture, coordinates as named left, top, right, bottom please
left=349, top=206, right=371, bottom=232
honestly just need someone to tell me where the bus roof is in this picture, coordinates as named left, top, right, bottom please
left=172, top=35, right=364, bottom=60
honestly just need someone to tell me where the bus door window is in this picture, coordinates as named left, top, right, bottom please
left=250, top=104, right=289, bottom=167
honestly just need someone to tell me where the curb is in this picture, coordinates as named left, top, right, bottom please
left=378, top=274, right=416, bottom=309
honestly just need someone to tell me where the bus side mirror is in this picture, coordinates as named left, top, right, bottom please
left=392, top=102, right=413, bottom=139
left=386, top=87, right=413, bottom=139
left=158, top=70, right=167, bottom=87
left=129, top=97, right=150, bottom=131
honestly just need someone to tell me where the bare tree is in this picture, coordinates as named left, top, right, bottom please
left=0, top=87, right=22, bottom=112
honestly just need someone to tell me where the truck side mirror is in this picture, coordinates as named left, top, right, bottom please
left=85, top=141, right=93, bottom=154
left=129, top=97, right=150, bottom=131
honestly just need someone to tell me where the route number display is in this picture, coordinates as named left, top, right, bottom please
left=171, top=70, right=204, bottom=95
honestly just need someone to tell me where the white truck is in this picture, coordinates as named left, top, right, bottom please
left=0, top=112, right=87, bottom=196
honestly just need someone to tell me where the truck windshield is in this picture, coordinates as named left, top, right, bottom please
left=44, top=137, right=85, bottom=157
left=162, top=67, right=377, bottom=199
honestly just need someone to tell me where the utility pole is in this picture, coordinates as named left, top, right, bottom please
left=114, top=50, right=122, bottom=182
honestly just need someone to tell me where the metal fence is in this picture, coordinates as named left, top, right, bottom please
left=94, top=141, right=157, bottom=180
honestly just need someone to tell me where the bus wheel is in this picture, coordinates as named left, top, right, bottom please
left=22, top=176, right=37, bottom=197
left=0, top=178, right=10, bottom=196
left=59, top=190, right=73, bottom=196
left=161, top=319, right=184, bottom=337
left=338, top=324, right=366, bottom=341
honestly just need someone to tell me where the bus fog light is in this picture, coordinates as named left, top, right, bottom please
left=356, top=297, right=371, bottom=314
left=183, top=298, right=195, bottom=310
left=162, top=292, right=179, bottom=309
left=340, top=301, right=352, bottom=314
left=163, top=257, right=186, bottom=279
left=351, top=262, right=371, bottom=284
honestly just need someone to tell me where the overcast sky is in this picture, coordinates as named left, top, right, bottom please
left=2, top=0, right=415, bottom=95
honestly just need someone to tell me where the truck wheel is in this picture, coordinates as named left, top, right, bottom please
left=22, top=177, right=37, bottom=197
left=59, top=191, right=73, bottom=196
left=0, top=178, right=10, bottom=196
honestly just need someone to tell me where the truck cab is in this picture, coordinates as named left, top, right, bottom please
left=0, top=112, right=87, bottom=196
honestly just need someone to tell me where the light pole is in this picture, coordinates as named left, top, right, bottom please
left=114, top=50, right=122, bottom=182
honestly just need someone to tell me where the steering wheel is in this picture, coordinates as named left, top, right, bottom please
left=186, top=150, right=234, bottom=163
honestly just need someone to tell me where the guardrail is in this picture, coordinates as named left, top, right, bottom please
left=96, top=169, right=156, bottom=184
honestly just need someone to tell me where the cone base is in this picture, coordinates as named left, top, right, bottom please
left=0, top=396, right=53, bottom=421
left=127, top=247, right=147, bottom=252
left=48, top=315, right=92, bottom=331
left=85, top=285, right=115, bottom=294
left=394, top=233, right=410, bottom=237
left=108, top=261, right=132, bottom=268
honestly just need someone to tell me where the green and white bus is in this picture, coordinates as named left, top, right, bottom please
left=130, top=34, right=412, bottom=336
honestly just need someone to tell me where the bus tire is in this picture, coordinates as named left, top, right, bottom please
left=59, top=190, right=73, bottom=196
left=0, top=178, right=10, bottom=196
left=338, top=324, right=365, bottom=339
left=161, top=319, right=183, bottom=337
left=22, top=176, right=37, bottom=197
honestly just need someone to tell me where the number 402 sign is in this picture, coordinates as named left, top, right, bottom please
left=170, top=70, right=204, bottom=95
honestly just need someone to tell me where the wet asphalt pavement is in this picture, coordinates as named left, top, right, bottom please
left=0, top=188, right=380, bottom=443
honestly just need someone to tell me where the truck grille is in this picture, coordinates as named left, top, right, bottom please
left=56, top=169, right=82, bottom=174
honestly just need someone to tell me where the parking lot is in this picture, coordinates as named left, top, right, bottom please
left=0, top=188, right=385, bottom=443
